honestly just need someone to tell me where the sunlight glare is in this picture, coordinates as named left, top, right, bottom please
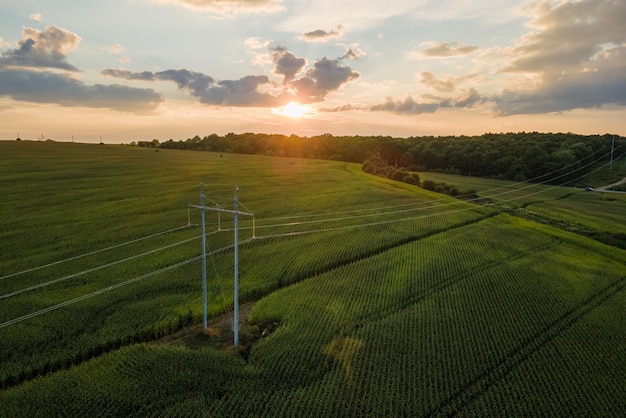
left=280, top=101, right=310, bottom=118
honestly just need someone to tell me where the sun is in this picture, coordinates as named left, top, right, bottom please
left=280, top=101, right=310, bottom=118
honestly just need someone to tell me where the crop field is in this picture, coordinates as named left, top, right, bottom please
left=1, top=141, right=625, bottom=417
left=526, top=191, right=626, bottom=235
left=417, top=171, right=577, bottom=207
left=418, top=171, right=626, bottom=238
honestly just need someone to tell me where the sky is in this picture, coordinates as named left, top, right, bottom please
left=0, top=0, right=624, bottom=143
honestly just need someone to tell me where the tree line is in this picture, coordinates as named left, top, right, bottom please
left=131, top=132, right=623, bottom=183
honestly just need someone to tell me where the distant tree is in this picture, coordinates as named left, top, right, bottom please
left=422, top=180, right=436, bottom=191
left=403, top=174, right=419, bottom=185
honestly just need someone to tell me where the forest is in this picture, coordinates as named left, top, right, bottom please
left=133, top=132, right=624, bottom=183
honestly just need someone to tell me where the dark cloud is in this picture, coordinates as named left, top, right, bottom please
left=417, top=41, right=478, bottom=58
left=0, top=26, right=162, bottom=112
left=205, top=75, right=279, bottom=106
left=493, top=63, right=626, bottom=115
left=0, top=26, right=81, bottom=71
left=494, top=0, right=626, bottom=115
left=102, top=52, right=360, bottom=107
left=102, top=68, right=215, bottom=98
left=0, top=69, right=163, bottom=112
left=154, top=69, right=215, bottom=94
left=100, top=69, right=157, bottom=81
left=271, top=47, right=306, bottom=84
left=370, top=96, right=438, bottom=115
left=291, top=57, right=360, bottom=103
left=103, top=68, right=280, bottom=107
left=301, top=29, right=341, bottom=42
left=370, top=88, right=486, bottom=115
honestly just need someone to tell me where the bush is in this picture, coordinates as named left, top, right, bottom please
left=422, top=180, right=436, bottom=191
left=403, top=174, right=419, bottom=185
left=391, top=169, right=408, bottom=181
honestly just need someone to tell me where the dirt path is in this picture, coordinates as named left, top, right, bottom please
left=596, top=176, right=626, bottom=191
left=150, top=301, right=256, bottom=347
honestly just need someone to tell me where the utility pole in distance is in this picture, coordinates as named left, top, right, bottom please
left=610, top=135, right=615, bottom=170
left=189, top=185, right=253, bottom=346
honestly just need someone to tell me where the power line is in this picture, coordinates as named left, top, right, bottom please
left=229, top=156, right=614, bottom=239
left=0, top=149, right=612, bottom=329
left=0, top=224, right=195, bottom=281
left=1, top=234, right=202, bottom=300
left=219, top=148, right=612, bottom=229
left=0, top=256, right=202, bottom=328
left=0, top=240, right=253, bottom=329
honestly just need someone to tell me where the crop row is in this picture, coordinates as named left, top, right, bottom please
left=207, top=215, right=626, bottom=416
left=0, top=193, right=488, bottom=388
left=1, top=214, right=624, bottom=416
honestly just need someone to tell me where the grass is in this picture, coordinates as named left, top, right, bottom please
left=0, top=141, right=624, bottom=417
left=417, top=171, right=577, bottom=207
left=526, top=191, right=626, bottom=235
left=582, top=161, right=626, bottom=188
left=0, top=141, right=489, bottom=387
left=1, top=214, right=624, bottom=417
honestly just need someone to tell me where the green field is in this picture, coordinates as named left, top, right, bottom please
left=418, top=171, right=626, bottom=242
left=418, top=171, right=578, bottom=207
left=1, top=141, right=624, bottom=417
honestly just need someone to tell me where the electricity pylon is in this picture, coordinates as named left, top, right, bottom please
left=190, top=185, right=253, bottom=346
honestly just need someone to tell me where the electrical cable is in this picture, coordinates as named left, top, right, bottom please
left=0, top=224, right=196, bottom=281
left=0, top=149, right=615, bottom=327
left=0, top=229, right=224, bottom=300
left=0, top=239, right=254, bottom=328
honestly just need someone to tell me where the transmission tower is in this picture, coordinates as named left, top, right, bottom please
left=189, top=185, right=253, bottom=347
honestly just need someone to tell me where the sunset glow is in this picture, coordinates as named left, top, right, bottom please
left=278, top=102, right=310, bottom=119
left=0, top=1, right=624, bottom=142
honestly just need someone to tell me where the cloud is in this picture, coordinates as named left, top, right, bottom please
left=151, top=0, right=284, bottom=16
left=370, top=96, right=438, bottom=115
left=407, top=41, right=479, bottom=60
left=291, top=57, right=360, bottom=103
left=300, top=28, right=341, bottom=42
left=271, top=47, right=306, bottom=84
left=101, top=69, right=157, bottom=81
left=420, top=71, right=479, bottom=93
left=103, top=54, right=360, bottom=107
left=277, top=0, right=422, bottom=33
left=339, top=48, right=360, bottom=60
left=0, top=26, right=162, bottom=113
left=244, top=37, right=270, bottom=50
left=29, top=13, right=43, bottom=22
left=155, top=69, right=216, bottom=94
left=0, top=69, right=163, bottom=113
left=503, top=0, right=626, bottom=74
left=103, top=44, right=125, bottom=55
left=493, top=61, right=626, bottom=115
left=0, top=26, right=81, bottom=71
left=494, top=0, right=626, bottom=115
left=102, top=68, right=281, bottom=107
left=370, top=87, right=486, bottom=115
left=420, top=72, right=456, bottom=93
left=102, top=68, right=215, bottom=95
left=452, top=88, right=485, bottom=108
left=319, top=103, right=364, bottom=112
left=207, top=75, right=279, bottom=106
